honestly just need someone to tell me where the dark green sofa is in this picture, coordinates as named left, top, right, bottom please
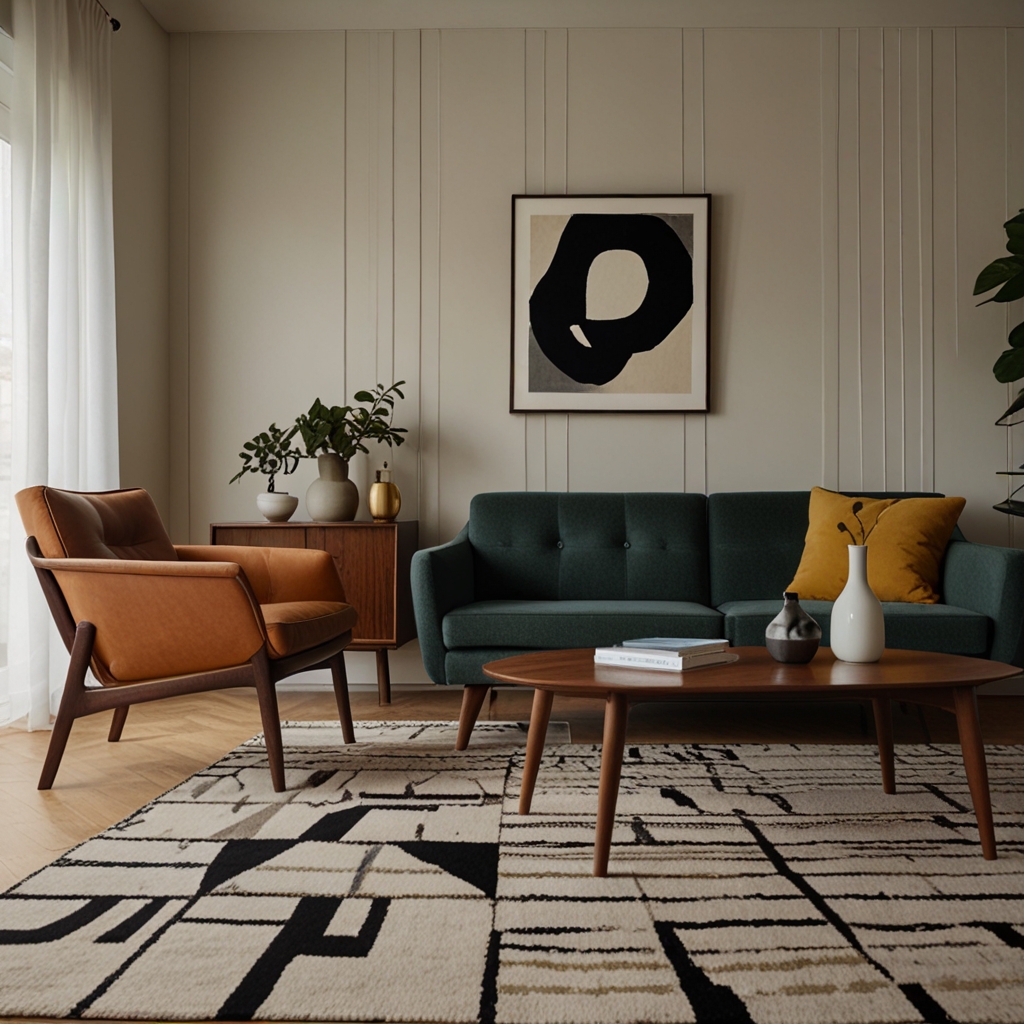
left=411, top=491, right=1024, bottom=745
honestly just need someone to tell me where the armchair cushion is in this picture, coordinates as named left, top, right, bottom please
left=262, top=601, right=357, bottom=658
left=16, top=486, right=178, bottom=560
left=176, top=545, right=347, bottom=605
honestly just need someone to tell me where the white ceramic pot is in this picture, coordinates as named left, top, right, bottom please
left=256, top=491, right=299, bottom=523
left=830, top=545, right=885, bottom=662
left=305, top=453, right=359, bottom=522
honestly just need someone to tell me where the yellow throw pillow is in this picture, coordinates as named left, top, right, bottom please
left=788, top=486, right=966, bottom=603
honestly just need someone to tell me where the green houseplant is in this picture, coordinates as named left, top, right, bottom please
left=975, top=209, right=1024, bottom=425
left=297, top=381, right=407, bottom=522
left=229, top=422, right=303, bottom=521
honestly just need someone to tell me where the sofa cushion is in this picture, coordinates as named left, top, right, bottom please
left=261, top=600, right=357, bottom=659
left=468, top=492, right=710, bottom=603
left=443, top=599, right=723, bottom=650
left=719, top=599, right=990, bottom=655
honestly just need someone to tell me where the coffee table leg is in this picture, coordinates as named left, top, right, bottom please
left=953, top=686, right=997, bottom=860
left=594, top=692, right=629, bottom=877
left=872, top=697, right=896, bottom=794
left=519, top=688, right=554, bottom=815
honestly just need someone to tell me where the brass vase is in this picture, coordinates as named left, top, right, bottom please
left=368, top=463, right=401, bottom=522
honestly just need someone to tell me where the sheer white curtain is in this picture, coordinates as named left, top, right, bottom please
left=0, top=0, right=118, bottom=729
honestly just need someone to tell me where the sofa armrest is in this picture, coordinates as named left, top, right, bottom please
left=410, top=525, right=474, bottom=684
left=943, top=539, right=1024, bottom=665
left=32, top=556, right=267, bottom=683
left=176, top=544, right=347, bottom=604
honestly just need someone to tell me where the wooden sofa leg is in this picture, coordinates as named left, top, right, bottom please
left=252, top=652, right=287, bottom=793
left=39, top=621, right=95, bottom=790
left=330, top=652, right=356, bottom=745
left=108, top=705, right=129, bottom=743
left=456, top=685, right=490, bottom=751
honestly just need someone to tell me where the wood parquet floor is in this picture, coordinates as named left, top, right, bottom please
left=1, top=685, right=1022, bottom=1024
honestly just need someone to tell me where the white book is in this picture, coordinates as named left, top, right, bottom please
left=594, top=649, right=740, bottom=673
left=620, top=637, right=729, bottom=656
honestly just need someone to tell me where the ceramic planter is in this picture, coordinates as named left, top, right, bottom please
left=305, top=453, right=359, bottom=522
left=255, top=491, right=298, bottom=523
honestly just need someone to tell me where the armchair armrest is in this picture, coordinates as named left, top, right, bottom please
left=943, top=539, right=1024, bottom=665
left=176, top=544, right=347, bottom=604
left=410, top=525, right=474, bottom=684
left=33, top=555, right=268, bottom=683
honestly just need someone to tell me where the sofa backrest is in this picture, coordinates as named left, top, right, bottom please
left=708, top=489, right=948, bottom=605
left=468, top=492, right=710, bottom=603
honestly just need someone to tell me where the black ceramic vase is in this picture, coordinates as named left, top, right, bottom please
left=765, top=591, right=822, bottom=664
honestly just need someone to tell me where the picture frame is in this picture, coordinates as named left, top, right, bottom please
left=510, top=193, right=711, bottom=413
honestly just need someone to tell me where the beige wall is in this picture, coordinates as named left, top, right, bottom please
left=166, top=10, right=1024, bottom=684
left=108, top=0, right=170, bottom=520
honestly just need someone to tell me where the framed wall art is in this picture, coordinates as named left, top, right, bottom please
left=510, top=193, right=710, bottom=413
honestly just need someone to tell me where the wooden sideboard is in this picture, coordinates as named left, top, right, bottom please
left=210, top=520, right=418, bottom=704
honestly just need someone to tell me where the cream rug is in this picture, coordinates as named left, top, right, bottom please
left=1, top=721, right=1023, bottom=1023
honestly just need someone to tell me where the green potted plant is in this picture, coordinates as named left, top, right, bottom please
left=975, top=210, right=1024, bottom=514
left=296, top=381, right=407, bottom=521
left=229, top=422, right=303, bottom=521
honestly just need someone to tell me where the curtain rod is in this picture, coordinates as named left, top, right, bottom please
left=92, top=0, right=121, bottom=31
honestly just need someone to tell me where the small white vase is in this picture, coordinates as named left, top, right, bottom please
left=830, top=544, right=885, bottom=663
left=305, top=453, right=359, bottom=522
left=255, top=491, right=298, bottom=523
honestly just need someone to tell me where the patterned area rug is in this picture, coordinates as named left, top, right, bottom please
left=1, top=722, right=1024, bottom=1024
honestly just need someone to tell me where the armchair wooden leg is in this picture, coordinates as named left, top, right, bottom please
left=39, top=621, right=95, bottom=790
left=330, top=652, right=356, bottom=744
left=108, top=705, right=129, bottom=743
left=456, top=685, right=490, bottom=750
left=251, top=651, right=287, bottom=793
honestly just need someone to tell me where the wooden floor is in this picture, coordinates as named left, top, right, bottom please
left=3, top=686, right=1024, bottom=892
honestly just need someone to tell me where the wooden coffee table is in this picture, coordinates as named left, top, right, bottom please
left=482, top=647, right=1021, bottom=876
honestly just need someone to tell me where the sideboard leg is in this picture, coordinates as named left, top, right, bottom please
left=872, top=697, right=896, bottom=794
left=376, top=649, right=392, bottom=705
left=519, top=688, right=554, bottom=815
left=594, top=692, right=629, bottom=877
left=953, top=686, right=997, bottom=860
left=456, top=685, right=489, bottom=750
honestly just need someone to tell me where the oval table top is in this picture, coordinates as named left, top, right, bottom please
left=482, top=646, right=1022, bottom=699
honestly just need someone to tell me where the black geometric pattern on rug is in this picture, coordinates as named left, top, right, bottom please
left=1, top=721, right=1023, bottom=1023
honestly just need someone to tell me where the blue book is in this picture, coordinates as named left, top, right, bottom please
left=620, top=637, right=729, bottom=654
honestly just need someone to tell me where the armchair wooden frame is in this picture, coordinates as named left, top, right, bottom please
left=26, top=537, right=356, bottom=793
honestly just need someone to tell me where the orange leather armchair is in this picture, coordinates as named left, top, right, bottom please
left=16, top=485, right=359, bottom=792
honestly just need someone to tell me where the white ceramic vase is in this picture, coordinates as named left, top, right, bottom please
left=305, top=453, right=359, bottom=522
left=830, top=544, right=885, bottom=663
left=255, top=491, right=298, bottom=523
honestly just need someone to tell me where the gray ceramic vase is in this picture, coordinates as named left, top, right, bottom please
left=765, top=591, right=822, bottom=664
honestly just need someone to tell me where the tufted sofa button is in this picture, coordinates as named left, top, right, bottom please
left=556, top=540, right=564, bottom=549
left=623, top=541, right=630, bottom=549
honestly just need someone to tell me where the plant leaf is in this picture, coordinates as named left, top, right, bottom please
left=997, top=388, right=1024, bottom=426
left=1006, top=223, right=1024, bottom=255
left=993, top=346, right=1024, bottom=383
left=974, top=256, right=1024, bottom=296
left=1009, top=321, right=1024, bottom=348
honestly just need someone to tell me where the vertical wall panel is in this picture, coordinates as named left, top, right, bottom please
left=683, top=27, right=706, bottom=494
left=168, top=34, right=190, bottom=542
left=187, top=33, right=346, bottom=541
left=437, top=30, right=525, bottom=538
left=543, top=29, right=569, bottom=491
left=564, top=29, right=684, bottom=492
left=820, top=29, right=840, bottom=491
left=917, top=29, right=935, bottom=492
left=393, top=29, right=421, bottom=519
left=1006, top=29, right=1024, bottom=546
left=837, top=28, right=863, bottom=489
left=524, top=29, right=547, bottom=491
left=703, top=29, right=824, bottom=492
left=938, top=29, right=1009, bottom=543
left=419, top=29, right=441, bottom=546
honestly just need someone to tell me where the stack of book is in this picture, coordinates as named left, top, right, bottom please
left=594, top=637, right=737, bottom=672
